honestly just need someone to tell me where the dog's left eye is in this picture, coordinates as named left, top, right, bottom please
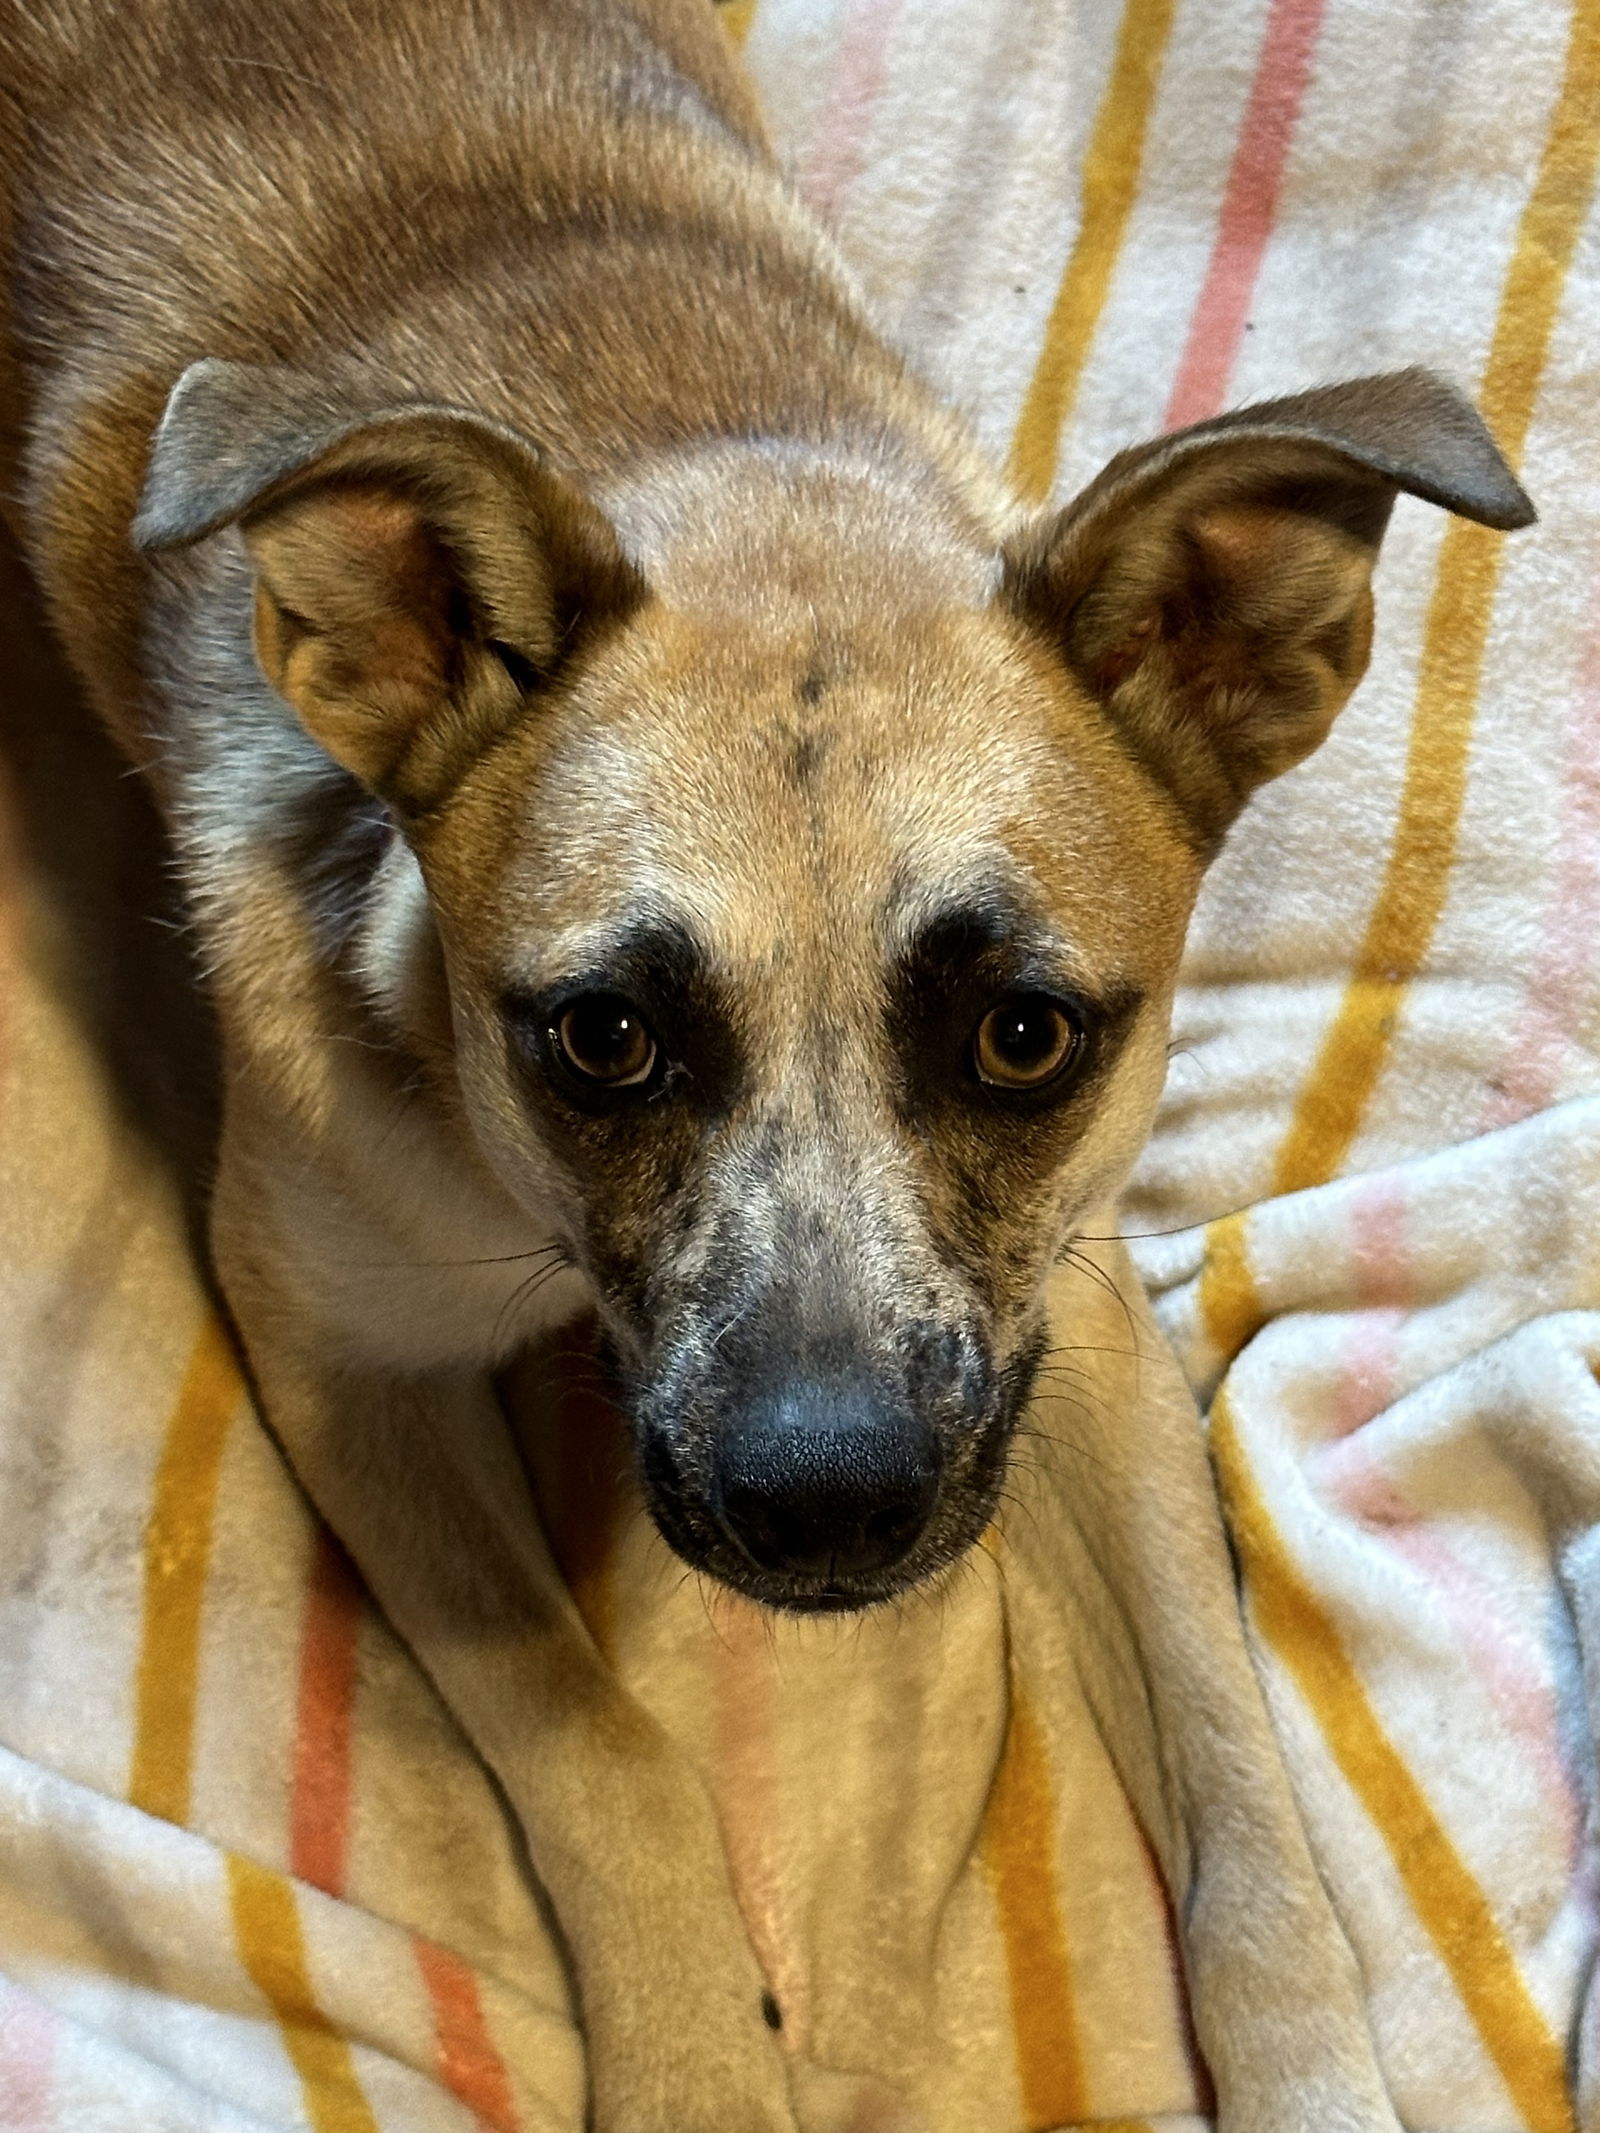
left=552, top=993, right=659, bottom=1088
left=972, top=994, right=1081, bottom=1090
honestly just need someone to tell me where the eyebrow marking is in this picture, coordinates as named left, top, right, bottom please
left=555, top=913, right=713, bottom=1000
left=892, top=888, right=1139, bottom=1022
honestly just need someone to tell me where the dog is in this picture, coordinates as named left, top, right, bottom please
left=0, top=0, right=1534, bottom=2126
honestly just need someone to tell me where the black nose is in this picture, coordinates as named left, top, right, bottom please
left=712, top=1379, right=941, bottom=1581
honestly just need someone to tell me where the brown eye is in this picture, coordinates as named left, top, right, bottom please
left=553, top=994, right=658, bottom=1088
left=973, top=995, right=1080, bottom=1090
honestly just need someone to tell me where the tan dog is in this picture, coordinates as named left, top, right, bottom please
left=0, top=0, right=1533, bottom=2126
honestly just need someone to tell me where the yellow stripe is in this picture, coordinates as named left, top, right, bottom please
left=1007, top=0, right=1181, bottom=503
left=1211, top=1389, right=1575, bottom=2133
left=982, top=1682, right=1090, bottom=2129
left=227, top=1854, right=382, bottom=2133
left=128, top=1314, right=243, bottom=1825
left=1270, top=0, right=1600, bottom=1194
left=719, top=0, right=758, bottom=49
left=1196, top=1208, right=1265, bottom=1369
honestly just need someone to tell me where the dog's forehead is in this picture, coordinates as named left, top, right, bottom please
left=445, top=602, right=1195, bottom=982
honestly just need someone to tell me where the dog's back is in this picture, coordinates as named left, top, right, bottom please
left=0, top=0, right=977, bottom=756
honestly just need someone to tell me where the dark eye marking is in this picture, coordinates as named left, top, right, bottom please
left=898, top=894, right=1019, bottom=977
left=488, top=638, right=540, bottom=693
left=503, top=916, right=745, bottom=1120
left=886, top=893, right=1141, bottom=1123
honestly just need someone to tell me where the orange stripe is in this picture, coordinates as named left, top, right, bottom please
left=1006, top=0, right=1181, bottom=503
left=128, top=1314, right=243, bottom=1825
left=291, top=1528, right=364, bottom=1897
left=414, top=1937, right=521, bottom=2133
left=291, top=1506, right=522, bottom=2129
left=1196, top=1209, right=1266, bottom=1371
left=1270, top=0, right=1600, bottom=1194
left=227, top=1853, right=381, bottom=2133
left=719, top=0, right=758, bottom=47
left=1211, top=1389, right=1574, bottom=2133
left=982, top=1681, right=1089, bottom=2129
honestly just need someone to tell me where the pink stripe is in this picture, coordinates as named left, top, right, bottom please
left=1164, top=0, right=1328, bottom=428
left=708, top=1598, right=808, bottom=2050
left=1326, top=1436, right=1582, bottom=1858
left=1323, top=1290, right=1581, bottom=1864
left=797, top=0, right=907, bottom=227
left=1481, top=584, right=1600, bottom=1129
left=1348, top=1175, right=1413, bottom=1309
left=1386, top=1523, right=1581, bottom=1858
left=1330, top=1309, right=1404, bottom=1439
left=0, top=1979, right=58, bottom=2130
left=1324, top=1179, right=1410, bottom=1437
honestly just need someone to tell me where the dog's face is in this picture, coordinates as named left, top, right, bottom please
left=428, top=588, right=1194, bottom=1609
left=139, top=362, right=1530, bottom=1610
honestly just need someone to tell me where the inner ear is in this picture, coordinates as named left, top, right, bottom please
left=246, top=478, right=489, bottom=795
left=241, top=445, right=645, bottom=807
left=1039, top=459, right=1394, bottom=842
left=134, top=362, right=647, bottom=811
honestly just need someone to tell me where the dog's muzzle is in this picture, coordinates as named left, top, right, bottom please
left=711, top=1376, right=942, bottom=1585
left=631, top=1300, right=1023, bottom=1612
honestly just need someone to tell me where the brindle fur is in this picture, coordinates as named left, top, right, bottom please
left=0, top=3, right=1532, bottom=2128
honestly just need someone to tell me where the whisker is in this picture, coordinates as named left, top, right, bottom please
left=351, top=1242, right=573, bottom=1273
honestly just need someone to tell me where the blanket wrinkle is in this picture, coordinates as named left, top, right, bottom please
left=2, top=0, right=1599, bottom=2126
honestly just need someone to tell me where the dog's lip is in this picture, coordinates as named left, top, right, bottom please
left=717, top=1566, right=914, bottom=1614
left=753, top=1577, right=886, bottom=1615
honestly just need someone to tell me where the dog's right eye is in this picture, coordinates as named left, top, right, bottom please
left=972, top=993, right=1081, bottom=1091
left=552, top=993, right=659, bottom=1088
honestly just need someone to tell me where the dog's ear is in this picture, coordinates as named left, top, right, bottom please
left=1001, top=369, right=1534, bottom=849
left=136, top=359, right=644, bottom=807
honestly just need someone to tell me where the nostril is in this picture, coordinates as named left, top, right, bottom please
left=864, top=1497, right=921, bottom=1551
left=719, top=1484, right=811, bottom=1571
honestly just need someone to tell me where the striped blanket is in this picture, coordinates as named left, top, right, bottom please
left=1, top=0, right=1597, bottom=2126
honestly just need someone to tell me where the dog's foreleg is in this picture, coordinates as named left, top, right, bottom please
left=1013, top=1233, right=1400, bottom=2133
left=211, top=1130, right=796, bottom=2133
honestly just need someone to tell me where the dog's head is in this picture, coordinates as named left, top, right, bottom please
left=139, top=361, right=1530, bottom=1610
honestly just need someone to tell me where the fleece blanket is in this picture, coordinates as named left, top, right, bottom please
left=1, top=0, right=1598, bottom=2126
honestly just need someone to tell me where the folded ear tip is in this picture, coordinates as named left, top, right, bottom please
left=1426, top=454, right=1537, bottom=532
left=135, top=357, right=258, bottom=551
left=1383, top=365, right=1536, bottom=530
left=1486, top=483, right=1538, bottom=532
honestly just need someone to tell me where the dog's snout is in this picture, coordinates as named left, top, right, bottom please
left=712, top=1379, right=940, bottom=1582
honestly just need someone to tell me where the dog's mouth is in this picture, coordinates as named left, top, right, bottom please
left=631, top=1333, right=1041, bottom=1614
